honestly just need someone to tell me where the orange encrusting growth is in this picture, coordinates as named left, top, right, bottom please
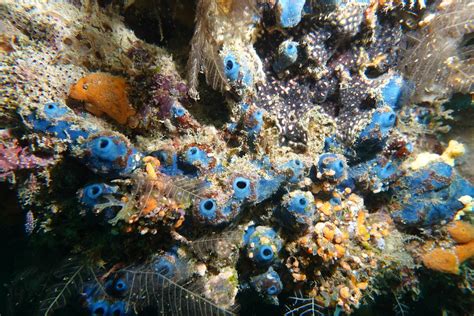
left=69, top=73, right=136, bottom=125
left=356, top=210, right=370, bottom=242
left=142, top=197, right=158, bottom=215
left=447, top=221, right=474, bottom=244
left=454, top=241, right=474, bottom=262
left=422, top=220, right=474, bottom=274
left=422, top=248, right=459, bottom=274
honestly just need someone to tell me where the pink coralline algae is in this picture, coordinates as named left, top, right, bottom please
left=147, top=74, right=190, bottom=119
left=0, top=129, right=55, bottom=181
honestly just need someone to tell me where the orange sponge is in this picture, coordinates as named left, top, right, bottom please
left=422, top=241, right=474, bottom=275
left=422, top=248, right=459, bottom=274
left=454, top=241, right=474, bottom=263
left=69, top=73, right=136, bottom=125
left=448, top=221, right=474, bottom=244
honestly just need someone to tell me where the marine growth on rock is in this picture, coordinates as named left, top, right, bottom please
left=0, top=1, right=473, bottom=316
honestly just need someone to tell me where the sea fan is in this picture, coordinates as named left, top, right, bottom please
left=120, top=263, right=237, bottom=315
left=39, top=258, right=104, bottom=316
left=186, top=0, right=258, bottom=99
left=93, top=195, right=126, bottom=215
left=393, top=294, right=410, bottom=316
left=6, top=267, right=46, bottom=316
left=189, top=229, right=243, bottom=262
left=137, top=173, right=207, bottom=212
left=186, top=0, right=229, bottom=99
left=156, top=175, right=208, bottom=206
left=39, top=257, right=237, bottom=316
left=284, top=292, right=325, bottom=316
left=398, top=0, right=474, bottom=103
left=109, top=172, right=207, bottom=224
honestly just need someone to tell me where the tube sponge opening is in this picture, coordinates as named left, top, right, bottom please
left=43, top=102, right=69, bottom=119
left=89, top=300, right=109, bottom=316
left=267, top=285, right=278, bottom=295
left=273, top=40, right=299, bottom=73
left=317, top=153, right=347, bottom=182
left=250, top=267, right=283, bottom=298
left=109, top=301, right=127, bottom=316
left=244, top=226, right=282, bottom=265
left=224, top=54, right=240, bottom=82
left=255, top=245, right=275, bottom=264
left=85, top=184, right=103, bottom=199
left=79, top=183, right=118, bottom=208
left=277, top=191, right=315, bottom=231
left=82, top=135, right=141, bottom=176
left=171, top=104, right=186, bottom=117
left=80, top=184, right=103, bottom=208
left=199, top=199, right=217, bottom=220
left=184, top=146, right=209, bottom=167
left=90, top=136, right=123, bottom=162
left=289, top=195, right=311, bottom=214
left=233, top=177, right=252, bottom=200
left=280, top=159, right=305, bottom=183
left=114, top=278, right=128, bottom=294
left=360, top=107, right=396, bottom=140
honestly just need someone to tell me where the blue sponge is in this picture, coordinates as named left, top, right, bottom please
left=82, top=135, right=141, bottom=176
left=194, top=198, right=241, bottom=226
left=359, top=107, right=396, bottom=140
left=342, top=157, right=399, bottom=193
left=152, top=252, right=180, bottom=278
left=316, top=153, right=347, bottom=183
left=249, top=267, right=283, bottom=305
left=391, top=162, right=474, bottom=227
left=243, top=226, right=282, bottom=265
left=184, top=146, right=210, bottom=167
left=273, top=40, right=298, bottom=73
left=171, top=104, right=186, bottom=118
left=287, top=193, right=313, bottom=214
left=79, top=183, right=118, bottom=208
left=277, top=0, right=306, bottom=28
left=151, top=150, right=184, bottom=176
left=245, top=109, right=264, bottom=139
left=91, top=136, right=126, bottom=162
left=24, top=102, right=92, bottom=142
left=233, top=177, right=252, bottom=200
left=353, top=106, right=396, bottom=160
left=250, top=267, right=283, bottom=299
left=89, top=300, right=110, bottom=316
left=380, top=74, right=408, bottom=110
left=276, top=191, right=315, bottom=231
left=223, top=54, right=240, bottom=82
left=255, top=176, right=285, bottom=203
left=279, top=159, right=305, bottom=183
left=105, top=274, right=129, bottom=297
left=109, top=301, right=128, bottom=316
left=198, top=199, right=217, bottom=220
left=43, top=102, right=70, bottom=118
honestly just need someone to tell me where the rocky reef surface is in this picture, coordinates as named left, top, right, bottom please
left=0, top=1, right=473, bottom=315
